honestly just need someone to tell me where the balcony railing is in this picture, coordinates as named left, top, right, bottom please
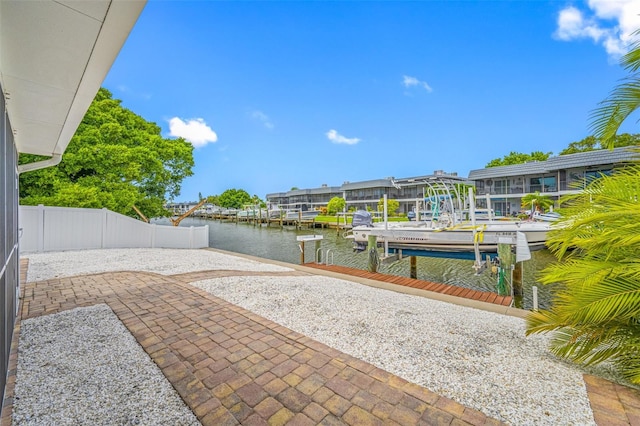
left=476, top=185, right=558, bottom=195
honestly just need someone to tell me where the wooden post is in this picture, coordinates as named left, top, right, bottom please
left=367, top=235, right=378, bottom=273
left=513, top=261, right=523, bottom=296
left=410, top=256, right=417, bottom=279
left=497, top=243, right=513, bottom=296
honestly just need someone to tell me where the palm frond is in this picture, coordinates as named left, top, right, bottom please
left=589, top=78, right=640, bottom=148
left=622, top=28, right=640, bottom=72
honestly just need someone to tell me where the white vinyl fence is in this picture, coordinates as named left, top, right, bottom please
left=19, top=205, right=209, bottom=253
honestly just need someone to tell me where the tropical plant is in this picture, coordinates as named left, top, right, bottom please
left=590, top=29, right=640, bottom=148
left=520, top=192, right=554, bottom=213
left=526, top=29, right=640, bottom=384
left=526, top=164, right=640, bottom=384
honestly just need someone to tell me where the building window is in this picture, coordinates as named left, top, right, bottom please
left=494, top=179, right=509, bottom=195
left=542, top=176, right=557, bottom=192
left=529, top=178, right=542, bottom=193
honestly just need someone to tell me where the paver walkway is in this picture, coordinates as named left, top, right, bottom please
left=3, top=260, right=640, bottom=425
left=2, top=264, right=503, bottom=425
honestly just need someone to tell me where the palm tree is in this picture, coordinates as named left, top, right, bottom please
left=526, top=29, right=640, bottom=385
left=526, top=166, right=640, bottom=384
left=520, top=191, right=554, bottom=214
left=590, top=29, right=640, bottom=148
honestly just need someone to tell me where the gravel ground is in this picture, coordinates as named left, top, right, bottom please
left=18, top=248, right=598, bottom=425
left=13, top=304, right=200, bottom=426
left=24, top=248, right=293, bottom=282
left=192, top=275, right=595, bottom=426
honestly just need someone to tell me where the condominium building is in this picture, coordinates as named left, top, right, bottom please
left=267, top=184, right=343, bottom=211
left=468, top=147, right=637, bottom=216
left=266, top=148, right=638, bottom=216
left=266, top=171, right=467, bottom=214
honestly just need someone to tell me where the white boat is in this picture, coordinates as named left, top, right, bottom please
left=532, top=211, right=561, bottom=222
left=348, top=178, right=552, bottom=253
left=351, top=219, right=550, bottom=252
left=284, top=209, right=320, bottom=220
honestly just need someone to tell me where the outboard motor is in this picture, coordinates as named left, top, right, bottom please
left=352, top=210, right=373, bottom=228
left=351, top=210, right=373, bottom=252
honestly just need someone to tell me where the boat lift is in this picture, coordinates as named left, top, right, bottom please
left=373, top=184, right=533, bottom=301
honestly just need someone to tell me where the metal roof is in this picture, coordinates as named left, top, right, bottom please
left=468, top=147, right=638, bottom=180
left=341, top=179, right=397, bottom=190
left=287, top=186, right=342, bottom=196
left=1, top=0, right=145, bottom=157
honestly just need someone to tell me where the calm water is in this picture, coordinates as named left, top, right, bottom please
left=178, top=217, right=557, bottom=310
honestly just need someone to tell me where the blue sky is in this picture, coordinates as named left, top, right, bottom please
left=103, top=0, right=640, bottom=202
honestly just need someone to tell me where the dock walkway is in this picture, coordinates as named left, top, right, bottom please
left=303, top=263, right=513, bottom=307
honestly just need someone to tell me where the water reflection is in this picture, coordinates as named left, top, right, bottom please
left=178, top=218, right=557, bottom=310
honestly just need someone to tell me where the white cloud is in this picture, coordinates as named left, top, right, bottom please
left=555, top=0, right=640, bottom=58
left=326, top=129, right=360, bottom=145
left=402, top=75, right=433, bottom=92
left=168, top=117, right=218, bottom=148
left=251, top=110, right=274, bottom=129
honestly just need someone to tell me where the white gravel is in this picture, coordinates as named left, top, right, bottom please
left=191, top=277, right=595, bottom=426
left=18, top=248, right=599, bottom=425
left=13, top=304, right=200, bottom=426
left=25, top=248, right=292, bottom=282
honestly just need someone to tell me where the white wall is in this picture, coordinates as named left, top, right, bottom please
left=19, top=205, right=208, bottom=253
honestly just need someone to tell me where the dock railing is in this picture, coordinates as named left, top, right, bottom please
left=19, top=205, right=209, bottom=253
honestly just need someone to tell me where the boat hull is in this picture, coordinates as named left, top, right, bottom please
left=351, top=221, right=549, bottom=251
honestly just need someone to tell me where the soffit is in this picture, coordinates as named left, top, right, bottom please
left=0, top=0, right=145, bottom=156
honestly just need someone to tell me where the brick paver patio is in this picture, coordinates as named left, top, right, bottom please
left=2, top=258, right=640, bottom=425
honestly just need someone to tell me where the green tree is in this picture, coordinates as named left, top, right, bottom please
left=486, top=151, right=552, bottom=168
left=19, top=88, right=194, bottom=218
left=326, top=197, right=346, bottom=215
left=377, top=198, right=399, bottom=215
left=520, top=191, right=554, bottom=213
left=560, top=134, right=640, bottom=155
left=218, top=188, right=251, bottom=209
left=559, top=136, right=599, bottom=155
left=526, top=29, right=640, bottom=384
left=251, top=194, right=266, bottom=208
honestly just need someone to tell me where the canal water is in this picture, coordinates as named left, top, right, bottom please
left=179, top=217, right=557, bottom=310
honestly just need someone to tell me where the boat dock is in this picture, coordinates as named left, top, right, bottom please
left=303, top=262, right=514, bottom=307
left=192, top=210, right=352, bottom=231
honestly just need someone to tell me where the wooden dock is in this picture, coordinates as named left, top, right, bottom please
left=303, top=262, right=513, bottom=307
left=192, top=211, right=351, bottom=230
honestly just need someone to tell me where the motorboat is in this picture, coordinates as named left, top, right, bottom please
left=348, top=178, right=553, bottom=253
left=350, top=217, right=550, bottom=252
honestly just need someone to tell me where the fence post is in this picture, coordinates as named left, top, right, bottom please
left=37, top=204, right=44, bottom=252
left=101, top=208, right=108, bottom=248
left=151, top=223, right=156, bottom=248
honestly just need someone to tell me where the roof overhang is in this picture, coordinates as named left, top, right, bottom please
left=0, top=0, right=145, bottom=157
